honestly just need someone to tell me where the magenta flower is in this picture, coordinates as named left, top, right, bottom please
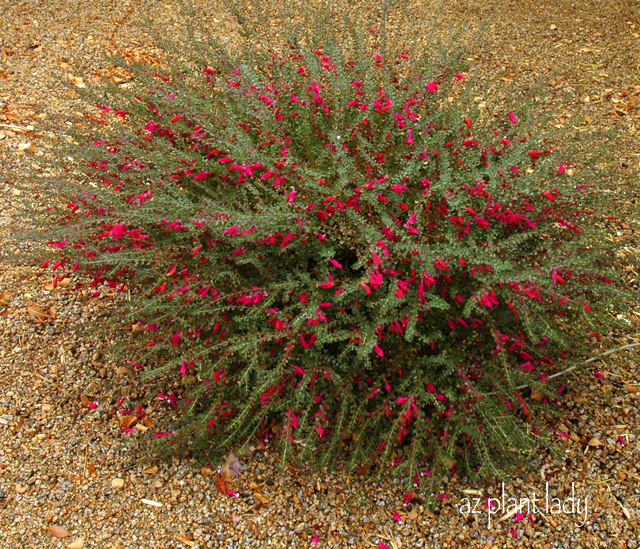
left=300, top=333, right=317, bottom=349
left=474, top=216, right=490, bottom=228
left=223, top=225, right=241, bottom=235
left=551, top=269, right=565, bottom=286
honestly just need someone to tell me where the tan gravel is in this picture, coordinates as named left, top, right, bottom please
left=1, top=0, right=639, bottom=548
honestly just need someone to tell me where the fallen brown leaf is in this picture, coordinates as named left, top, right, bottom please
left=588, top=437, right=603, bottom=447
left=200, top=467, right=214, bottom=478
left=70, top=76, right=86, bottom=88
left=143, top=465, right=158, bottom=475
left=47, top=525, right=71, bottom=538
left=254, top=491, right=269, bottom=505
left=530, top=388, right=544, bottom=400
left=27, top=305, right=51, bottom=320
left=68, top=537, right=85, bottom=549
left=214, top=473, right=228, bottom=496
left=221, top=467, right=234, bottom=484
left=118, top=414, right=137, bottom=429
left=222, top=452, right=246, bottom=480
left=176, top=536, right=196, bottom=547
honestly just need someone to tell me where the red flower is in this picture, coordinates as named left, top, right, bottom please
left=299, top=333, right=317, bottom=349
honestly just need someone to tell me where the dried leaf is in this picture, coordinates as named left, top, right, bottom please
left=530, top=388, right=544, bottom=400
left=27, top=305, right=51, bottom=320
left=44, top=281, right=55, bottom=291
left=48, top=525, right=71, bottom=538
left=222, top=452, right=247, bottom=479
left=0, top=290, right=10, bottom=301
left=214, top=473, right=228, bottom=496
left=407, top=509, right=418, bottom=521
left=546, top=515, right=558, bottom=527
left=143, top=465, right=158, bottom=475
left=118, top=414, right=137, bottom=429
left=221, top=467, right=234, bottom=484
left=588, top=437, right=603, bottom=447
left=111, top=478, right=125, bottom=489
left=254, top=491, right=269, bottom=505
left=68, top=538, right=85, bottom=549
left=70, top=76, right=86, bottom=88
left=58, top=277, right=72, bottom=287
left=200, top=467, right=214, bottom=478
left=176, top=537, right=196, bottom=547
left=116, top=367, right=130, bottom=376
left=625, top=385, right=639, bottom=394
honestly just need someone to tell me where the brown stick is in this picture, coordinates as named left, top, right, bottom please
left=488, top=342, right=640, bottom=395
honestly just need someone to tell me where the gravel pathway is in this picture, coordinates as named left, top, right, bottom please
left=1, top=1, right=639, bottom=547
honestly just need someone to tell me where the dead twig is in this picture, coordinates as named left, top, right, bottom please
left=487, top=342, right=640, bottom=396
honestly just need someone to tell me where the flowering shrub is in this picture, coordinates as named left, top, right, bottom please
left=36, top=6, right=623, bottom=485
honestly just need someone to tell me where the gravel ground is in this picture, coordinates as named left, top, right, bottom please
left=1, top=0, right=639, bottom=548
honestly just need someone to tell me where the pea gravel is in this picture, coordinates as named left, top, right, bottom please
left=1, top=0, right=639, bottom=547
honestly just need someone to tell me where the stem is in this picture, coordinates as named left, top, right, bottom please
left=488, top=342, right=640, bottom=395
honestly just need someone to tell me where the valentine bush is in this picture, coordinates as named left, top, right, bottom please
left=35, top=3, right=623, bottom=485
